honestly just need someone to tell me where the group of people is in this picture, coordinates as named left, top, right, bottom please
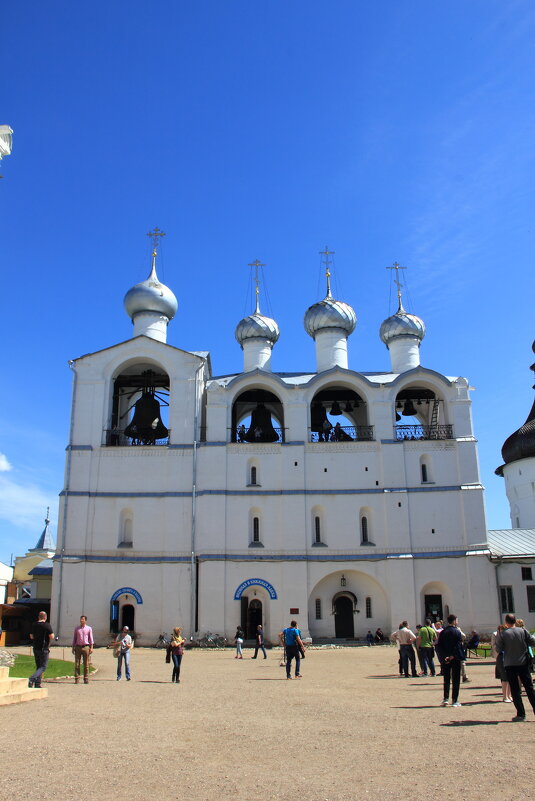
left=234, top=622, right=306, bottom=679
left=392, top=613, right=535, bottom=719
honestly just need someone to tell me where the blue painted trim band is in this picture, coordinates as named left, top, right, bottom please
left=53, top=550, right=471, bottom=564
left=67, top=445, right=93, bottom=451
left=59, top=485, right=479, bottom=499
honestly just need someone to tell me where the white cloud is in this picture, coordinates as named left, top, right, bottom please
left=0, top=453, right=12, bottom=472
left=0, top=474, right=55, bottom=530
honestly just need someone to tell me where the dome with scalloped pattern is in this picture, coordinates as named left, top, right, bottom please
left=235, top=306, right=280, bottom=347
left=304, top=295, right=357, bottom=338
left=379, top=300, right=425, bottom=345
left=124, top=258, right=178, bottom=321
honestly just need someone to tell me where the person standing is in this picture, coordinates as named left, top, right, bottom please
left=72, top=614, right=94, bottom=684
left=391, top=621, right=418, bottom=678
left=435, top=614, right=464, bottom=707
left=280, top=620, right=305, bottom=680
left=167, top=627, right=186, bottom=683
left=108, top=626, right=133, bottom=681
left=235, top=626, right=244, bottom=659
left=28, top=611, right=54, bottom=688
left=251, top=624, right=267, bottom=659
left=416, top=619, right=437, bottom=677
left=495, top=614, right=535, bottom=722
left=491, top=624, right=513, bottom=702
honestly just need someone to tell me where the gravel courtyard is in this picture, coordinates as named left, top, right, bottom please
left=4, top=644, right=534, bottom=801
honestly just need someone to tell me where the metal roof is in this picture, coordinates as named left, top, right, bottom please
left=487, top=529, right=535, bottom=558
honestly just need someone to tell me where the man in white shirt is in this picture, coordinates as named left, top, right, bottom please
left=391, top=621, right=418, bottom=678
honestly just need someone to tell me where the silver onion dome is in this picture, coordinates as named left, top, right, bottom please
left=304, top=296, right=357, bottom=338
left=235, top=305, right=280, bottom=347
left=379, top=300, right=425, bottom=345
left=124, top=256, right=178, bottom=321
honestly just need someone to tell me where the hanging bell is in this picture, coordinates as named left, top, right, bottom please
left=402, top=399, right=417, bottom=416
left=396, top=401, right=402, bottom=409
left=330, top=401, right=342, bottom=416
left=125, top=391, right=169, bottom=443
left=344, top=401, right=353, bottom=413
left=395, top=411, right=401, bottom=422
left=245, top=403, right=279, bottom=443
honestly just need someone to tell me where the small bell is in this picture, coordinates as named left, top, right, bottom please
left=402, top=399, right=417, bottom=416
left=330, top=401, right=342, bottom=416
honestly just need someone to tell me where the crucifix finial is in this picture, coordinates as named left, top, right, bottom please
left=320, top=246, right=335, bottom=297
left=248, top=259, right=266, bottom=313
left=147, top=227, right=166, bottom=255
left=386, top=261, right=407, bottom=308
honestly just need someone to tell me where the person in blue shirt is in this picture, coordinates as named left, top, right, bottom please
left=279, top=620, right=305, bottom=680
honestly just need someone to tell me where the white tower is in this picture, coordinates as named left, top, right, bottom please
left=496, top=339, right=535, bottom=528
left=379, top=262, right=425, bottom=373
left=304, top=248, right=356, bottom=372
left=123, top=228, right=178, bottom=343
left=235, top=259, right=280, bottom=372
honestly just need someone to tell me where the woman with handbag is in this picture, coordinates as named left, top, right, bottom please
left=235, top=626, right=244, bottom=659
left=167, top=626, right=186, bottom=683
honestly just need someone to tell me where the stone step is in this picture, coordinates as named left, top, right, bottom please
left=0, top=665, right=9, bottom=681
left=0, top=676, right=37, bottom=695
left=0, top=687, right=48, bottom=706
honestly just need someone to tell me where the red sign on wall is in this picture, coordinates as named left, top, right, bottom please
left=290, top=608, right=299, bottom=614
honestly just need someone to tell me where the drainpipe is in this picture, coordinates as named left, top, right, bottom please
left=492, top=556, right=503, bottom=621
left=56, top=360, right=77, bottom=638
left=190, top=358, right=206, bottom=639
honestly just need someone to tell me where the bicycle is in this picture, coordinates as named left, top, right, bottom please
left=197, top=631, right=227, bottom=648
left=153, top=632, right=171, bottom=648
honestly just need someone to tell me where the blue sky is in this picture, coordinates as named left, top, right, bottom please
left=1, top=1, right=534, bottom=564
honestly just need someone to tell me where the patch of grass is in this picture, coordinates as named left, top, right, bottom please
left=10, top=654, right=95, bottom=678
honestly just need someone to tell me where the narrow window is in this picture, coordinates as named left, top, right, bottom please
left=521, top=566, right=532, bottom=581
left=500, top=586, right=514, bottom=613
left=314, top=516, right=321, bottom=544
left=250, top=466, right=257, bottom=485
left=421, top=463, right=428, bottom=483
left=365, top=597, right=372, bottom=618
left=361, top=516, right=369, bottom=544
left=315, top=599, right=322, bottom=620
left=527, top=586, right=535, bottom=613
left=119, top=512, right=133, bottom=548
left=253, top=517, right=260, bottom=543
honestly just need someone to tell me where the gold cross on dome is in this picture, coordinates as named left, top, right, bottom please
left=248, top=259, right=266, bottom=302
left=147, top=227, right=166, bottom=252
left=387, top=261, right=407, bottom=301
left=320, top=246, right=335, bottom=295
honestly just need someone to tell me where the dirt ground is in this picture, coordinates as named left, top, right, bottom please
left=3, top=644, right=534, bottom=801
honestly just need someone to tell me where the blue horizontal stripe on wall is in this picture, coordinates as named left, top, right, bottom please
left=53, top=550, right=470, bottom=564
left=59, top=485, right=481, bottom=498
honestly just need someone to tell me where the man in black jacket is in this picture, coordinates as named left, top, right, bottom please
left=495, top=614, right=535, bottom=722
left=28, top=611, right=54, bottom=688
left=436, top=614, right=464, bottom=707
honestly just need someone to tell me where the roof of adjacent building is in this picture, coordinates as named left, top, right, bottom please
left=487, top=529, right=535, bottom=558
left=28, top=558, right=54, bottom=576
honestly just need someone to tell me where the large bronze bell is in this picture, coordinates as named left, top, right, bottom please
left=124, top=391, right=168, bottom=444
left=244, top=403, right=279, bottom=443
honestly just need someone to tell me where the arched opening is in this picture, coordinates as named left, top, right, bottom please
left=107, top=363, right=170, bottom=446
left=334, top=596, right=355, bottom=638
left=247, top=599, right=263, bottom=638
left=394, top=387, right=452, bottom=441
left=121, top=604, right=135, bottom=631
left=310, top=387, right=372, bottom=442
left=232, top=388, right=284, bottom=443
left=118, top=509, right=133, bottom=548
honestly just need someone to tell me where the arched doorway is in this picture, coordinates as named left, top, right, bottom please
left=247, top=599, right=262, bottom=638
left=121, top=604, right=135, bottom=631
left=334, top=596, right=354, bottom=638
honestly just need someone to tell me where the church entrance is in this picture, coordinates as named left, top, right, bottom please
left=247, top=599, right=263, bottom=638
left=121, top=604, right=135, bottom=631
left=424, top=594, right=443, bottom=622
left=334, top=596, right=354, bottom=638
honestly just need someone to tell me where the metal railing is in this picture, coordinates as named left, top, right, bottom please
left=103, top=428, right=171, bottom=446
left=309, top=425, right=374, bottom=443
left=394, top=424, right=453, bottom=441
left=231, top=427, right=285, bottom=444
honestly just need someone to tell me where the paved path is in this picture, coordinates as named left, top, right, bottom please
left=4, top=645, right=533, bottom=800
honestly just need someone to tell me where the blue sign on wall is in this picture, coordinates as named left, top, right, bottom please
left=234, top=578, right=277, bottom=600
left=111, top=587, right=143, bottom=604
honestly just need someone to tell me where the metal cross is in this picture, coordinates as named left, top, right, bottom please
left=320, top=246, right=335, bottom=296
left=248, top=259, right=265, bottom=304
left=147, top=227, right=166, bottom=251
left=387, top=261, right=407, bottom=302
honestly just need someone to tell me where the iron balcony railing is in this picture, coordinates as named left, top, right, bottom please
left=231, top=427, right=285, bottom=444
left=394, top=424, right=453, bottom=441
left=104, top=428, right=171, bottom=447
left=309, top=425, right=374, bottom=443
